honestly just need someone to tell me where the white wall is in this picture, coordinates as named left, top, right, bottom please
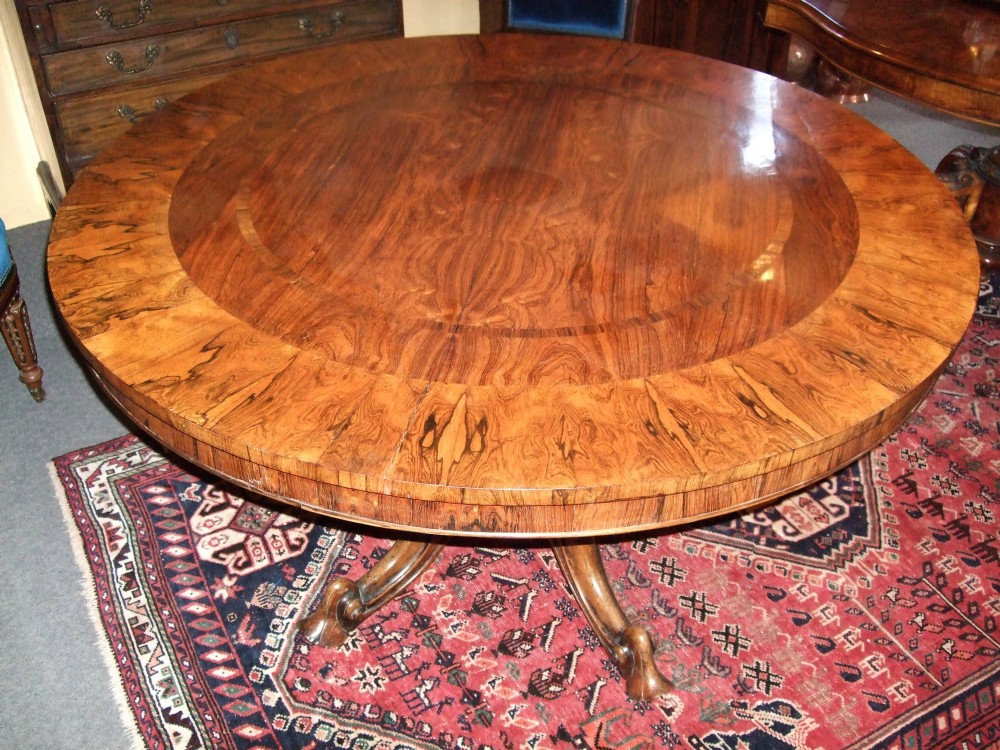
left=0, top=4, right=54, bottom=229
left=405, top=0, right=478, bottom=37
left=0, top=0, right=479, bottom=229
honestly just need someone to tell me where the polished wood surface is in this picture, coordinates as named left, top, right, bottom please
left=49, top=35, right=980, bottom=541
left=48, top=33, right=981, bottom=701
left=764, top=0, right=1000, bottom=125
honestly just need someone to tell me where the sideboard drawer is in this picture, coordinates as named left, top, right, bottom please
left=54, top=73, right=227, bottom=173
left=48, top=0, right=320, bottom=48
left=43, top=0, right=399, bottom=96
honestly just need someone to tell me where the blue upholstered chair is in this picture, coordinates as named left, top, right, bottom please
left=509, top=0, right=629, bottom=38
left=0, top=219, right=44, bottom=401
left=480, top=0, right=644, bottom=41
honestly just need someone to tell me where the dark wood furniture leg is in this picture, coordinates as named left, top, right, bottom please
left=299, top=534, right=672, bottom=701
left=299, top=539, right=445, bottom=648
left=552, top=540, right=672, bottom=700
left=936, top=145, right=1000, bottom=271
left=1, top=265, right=44, bottom=402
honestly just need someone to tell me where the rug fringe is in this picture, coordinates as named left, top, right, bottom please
left=49, top=460, right=147, bottom=750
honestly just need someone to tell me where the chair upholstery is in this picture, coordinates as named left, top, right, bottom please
left=480, top=0, right=643, bottom=41
left=1, top=219, right=45, bottom=401
left=508, top=0, right=629, bottom=38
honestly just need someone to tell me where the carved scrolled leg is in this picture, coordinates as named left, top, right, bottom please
left=936, top=144, right=1000, bottom=271
left=969, top=149, right=1000, bottom=270
left=552, top=540, right=672, bottom=701
left=299, top=539, right=444, bottom=649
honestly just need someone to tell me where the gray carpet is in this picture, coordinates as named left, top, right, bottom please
left=0, top=87, right=996, bottom=749
left=0, top=218, right=133, bottom=749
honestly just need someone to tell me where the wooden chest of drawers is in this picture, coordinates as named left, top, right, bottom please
left=14, top=0, right=403, bottom=186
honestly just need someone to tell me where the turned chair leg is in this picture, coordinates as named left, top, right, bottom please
left=1, top=265, right=45, bottom=402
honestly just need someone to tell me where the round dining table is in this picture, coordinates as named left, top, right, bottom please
left=47, top=33, right=981, bottom=699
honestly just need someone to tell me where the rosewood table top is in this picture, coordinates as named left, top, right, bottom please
left=764, top=0, right=1000, bottom=125
left=49, top=34, right=981, bottom=541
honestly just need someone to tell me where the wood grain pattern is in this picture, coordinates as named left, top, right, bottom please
left=764, top=0, right=1000, bottom=125
left=48, top=34, right=981, bottom=538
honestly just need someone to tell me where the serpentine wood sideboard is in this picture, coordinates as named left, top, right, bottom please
left=48, top=34, right=981, bottom=699
left=13, top=0, right=403, bottom=185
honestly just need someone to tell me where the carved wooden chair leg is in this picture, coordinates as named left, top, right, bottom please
left=299, top=539, right=444, bottom=649
left=1, top=274, right=44, bottom=402
left=1, top=217, right=44, bottom=402
left=552, top=540, right=672, bottom=700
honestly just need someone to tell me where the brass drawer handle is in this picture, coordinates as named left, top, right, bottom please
left=95, top=0, right=152, bottom=29
left=223, top=27, right=239, bottom=49
left=106, top=44, right=161, bottom=75
left=116, top=97, right=168, bottom=122
left=298, top=10, right=346, bottom=39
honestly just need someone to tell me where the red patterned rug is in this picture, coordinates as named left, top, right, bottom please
left=54, top=273, right=1000, bottom=750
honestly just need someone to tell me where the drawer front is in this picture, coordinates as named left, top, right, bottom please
left=55, top=73, right=227, bottom=170
left=47, top=0, right=343, bottom=48
left=43, top=0, right=399, bottom=96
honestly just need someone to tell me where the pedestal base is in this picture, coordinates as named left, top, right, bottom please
left=299, top=537, right=672, bottom=700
